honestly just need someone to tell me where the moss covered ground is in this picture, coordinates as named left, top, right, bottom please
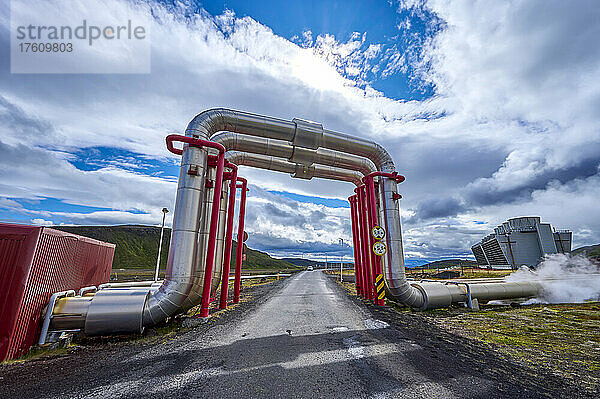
left=424, top=303, right=600, bottom=391
left=336, top=271, right=599, bottom=393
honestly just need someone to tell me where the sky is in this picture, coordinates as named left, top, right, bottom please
left=1, top=0, right=599, bottom=266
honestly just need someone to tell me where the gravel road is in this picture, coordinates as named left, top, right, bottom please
left=0, top=271, right=591, bottom=398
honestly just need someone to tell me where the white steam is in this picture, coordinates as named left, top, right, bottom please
left=506, top=253, right=600, bottom=304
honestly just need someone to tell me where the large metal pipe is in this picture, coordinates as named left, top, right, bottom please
left=213, top=132, right=376, bottom=177
left=188, top=109, right=545, bottom=309
left=46, top=109, right=546, bottom=339
left=225, top=151, right=364, bottom=186
left=185, top=109, right=420, bottom=307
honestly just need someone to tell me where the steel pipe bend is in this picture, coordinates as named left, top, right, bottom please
left=186, top=108, right=424, bottom=309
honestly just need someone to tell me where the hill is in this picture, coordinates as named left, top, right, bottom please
left=280, top=258, right=319, bottom=268
left=281, top=257, right=354, bottom=269
left=53, top=225, right=299, bottom=271
left=572, top=244, right=600, bottom=259
left=418, top=259, right=478, bottom=270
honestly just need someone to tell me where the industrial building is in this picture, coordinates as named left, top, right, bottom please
left=471, top=216, right=572, bottom=269
left=0, top=224, right=114, bottom=361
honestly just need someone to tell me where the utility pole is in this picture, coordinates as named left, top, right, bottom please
left=154, top=207, right=169, bottom=281
left=339, top=238, right=344, bottom=282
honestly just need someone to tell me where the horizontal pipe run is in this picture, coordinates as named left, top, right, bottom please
left=226, top=151, right=364, bottom=185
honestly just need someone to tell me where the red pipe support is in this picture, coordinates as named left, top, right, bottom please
left=348, top=195, right=363, bottom=297
left=356, top=186, right=373, bottom=301
left=361, top=171, right=405, bottom=306
left=166, top=134, right=227, bottom=317
left=233, top=177, right=248, bottom=303
left=219, top=162, right=238, bottom=309
left=364, top=176, right=384, bottom=306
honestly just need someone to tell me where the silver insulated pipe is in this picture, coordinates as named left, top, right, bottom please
left=185, top=109, right=423, bottom=307
left=226, top=151, right=364, bottom=186
left=186, top=108, right=542, bottom=309
left=46, top=108, right=545, bottom=339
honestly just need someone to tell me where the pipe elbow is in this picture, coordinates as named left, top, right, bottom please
left=372, top=142, right=395, bottom=173
left=211, top=131, right=239, bottom=150
left=225, top=151, right=246, bottom=165
left=185, top=108, right=235, bottom=140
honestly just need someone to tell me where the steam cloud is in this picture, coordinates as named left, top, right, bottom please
left=506, top=254, right=600, bottom=304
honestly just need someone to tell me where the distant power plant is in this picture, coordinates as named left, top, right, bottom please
left=471, top=217, right=572, bottom=269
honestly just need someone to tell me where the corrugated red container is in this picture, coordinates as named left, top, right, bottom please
left=0, top=223, right=115, bottom=361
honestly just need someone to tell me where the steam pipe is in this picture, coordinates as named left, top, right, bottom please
left=46, top=109, right=547, bottom=340
left=225, top=151, right=364, bottom=186
left=212, top=132, right=376, bottom=177
left=219, top=161, right=238, bottom=309
left=184, top=109, right=420, bottom=307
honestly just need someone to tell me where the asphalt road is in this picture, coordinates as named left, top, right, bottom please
left=0, top=271, right=588, bottom=398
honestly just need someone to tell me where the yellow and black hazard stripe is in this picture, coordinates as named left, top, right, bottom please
left=375, top=273, right=385, bottom=300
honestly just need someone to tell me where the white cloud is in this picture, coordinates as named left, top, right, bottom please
left=0, top=0, right=599, bottom=260
left=31, top=218, right=53, bottom=226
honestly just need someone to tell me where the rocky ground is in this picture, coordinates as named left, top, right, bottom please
left=339, top=279, right=600, bottom=397
left=1, top=272, right=597, bottom=398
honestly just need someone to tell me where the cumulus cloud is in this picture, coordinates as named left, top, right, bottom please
left=0, top=0, right=599, bottom=261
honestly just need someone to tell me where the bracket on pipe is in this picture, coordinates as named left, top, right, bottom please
left=78, top=286, right=97, bottom=296
left=166, top=134, right=219, bottom=155
left=444, top=281, right=473, bottom=309
left=38, top=290, right=76, bottom=345
left=362, top=171, right=405, bottom=185
left=419, top=279, right=473, bottom=309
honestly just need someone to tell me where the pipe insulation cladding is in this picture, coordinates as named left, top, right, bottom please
left=48, top=108, right=545, bottom=339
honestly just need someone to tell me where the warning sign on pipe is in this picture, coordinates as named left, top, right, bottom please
left=371, top=226, right=385, bottom=240
left=372, top=241, right=387, bottom=256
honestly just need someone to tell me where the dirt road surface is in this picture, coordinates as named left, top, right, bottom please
left=0, top=271, right=591, bottom=398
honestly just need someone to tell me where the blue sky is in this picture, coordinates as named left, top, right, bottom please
left=1, top=0, right=599, bottom=266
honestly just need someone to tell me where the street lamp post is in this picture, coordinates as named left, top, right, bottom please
left=154, top=207, right=169, bottom=281
left=339, top=238, right=344, bottom=282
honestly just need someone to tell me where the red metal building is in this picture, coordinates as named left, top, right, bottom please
left=0, top=223, right=114, bottom=361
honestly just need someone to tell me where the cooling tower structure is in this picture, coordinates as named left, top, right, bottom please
left=471, top=216, right=572, bottom=269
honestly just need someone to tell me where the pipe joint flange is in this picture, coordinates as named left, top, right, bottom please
left=291, top=164, right=315, bottom=180
left=289, top=146, right=317, bottom=165
left=292, top=118, right=323, bottom=150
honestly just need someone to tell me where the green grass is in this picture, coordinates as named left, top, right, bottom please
left=572, top=243, right=600, bottom=258
left=428, top=303, right=600, bottom=389
left=54, top=225, right=299, bottom=271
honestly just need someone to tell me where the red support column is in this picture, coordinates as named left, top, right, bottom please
left=357, top=186, right=373, bottom=301
left=219, top=161, right=238, bottom=309
left=348, top=195, right=362, bottom=297
left=199, top=151, right=225, bottom=317
left=233, top=177, right=248, bottom=304
left=362, top=171, right=405, bottom=307
left=364, top=176, right=384, bottom=305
